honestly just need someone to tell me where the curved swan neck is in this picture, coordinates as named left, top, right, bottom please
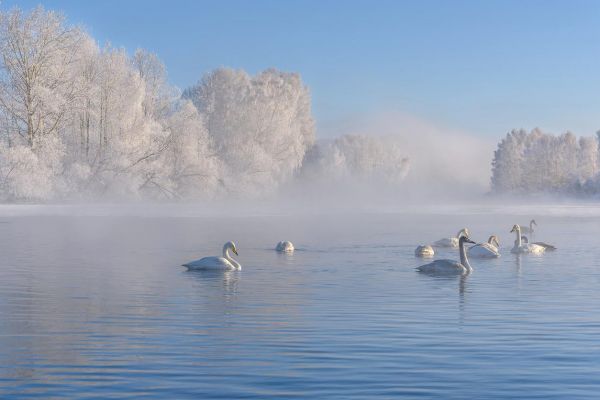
left=459, top=239, right=472, bottom=271
left=488, top=235, right=499, bottom=248
left=530, top=220, right=534, bottom=231
left=223, top=247, right=241, bottom=270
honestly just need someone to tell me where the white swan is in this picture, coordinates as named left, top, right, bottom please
left=183, top=241, right=242, bottom=270
left=520, top=219, right=537, bottom=234
left=469, top=235, right=500, bottom=258
left=415, top=245, right=434, bottom=257
left=510, top=225, right=545, bottom=254
left=521, top=235, right=557, bottom=251
left=275, top=240, right=294, bottom=253
left=417, top=235, right=476, bottom=275
left=433, top=228, right=470, bottom=248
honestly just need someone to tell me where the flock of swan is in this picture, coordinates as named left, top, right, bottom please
left=181, top=219, right=556, bottom=276
left=416, top=219, right=556, bottom=275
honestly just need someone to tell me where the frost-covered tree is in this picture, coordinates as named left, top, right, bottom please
left=0, top=6, right=399, bottom=202
left=0, top=6, right=221, bottom=201
left=491, top=128, right=600, bottom=195
left=0, top=6, right=85, bottom=147
left=491, top=129, right=526, bottom=192
left=154, top=100, right=221, bottom=199
left=183, top=68, right=315, bottom=196
left=133, top=48, right=172, bottom=120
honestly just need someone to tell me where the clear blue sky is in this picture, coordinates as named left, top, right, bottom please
left=3, top=0, right=600, bottom=138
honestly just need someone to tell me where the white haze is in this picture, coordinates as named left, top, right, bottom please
left=333, top=113, right=494, bottom=195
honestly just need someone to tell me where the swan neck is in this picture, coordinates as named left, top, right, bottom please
left=223, top=248, right=241, bottom=270
left=459, top=240, right=472, bottom=271
left=514, top=227, right=522, bottom=247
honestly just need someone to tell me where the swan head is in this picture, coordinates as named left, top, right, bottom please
left=459, top=236, right=476, bottom=245
left=457, top=228, right=470, bottom=238
left=224, top=241, right=238, bottom=256
left=510, top=224, right=521, bottom=233
left=488, top=235, right=500, bottom=247
left=531, top=219, right=537, bottom=226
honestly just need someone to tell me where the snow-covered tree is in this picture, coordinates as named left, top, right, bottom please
left=183, top=68, right=315, bottom=196
left=0, top=6, right=85, bottom=147
left=491, top=128, right=600, bottom=195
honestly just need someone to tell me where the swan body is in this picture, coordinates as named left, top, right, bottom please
left=276, top=240, right=294, bottom=253
left=520, top=219, right=537, bottom=234
left=531, top=242, right=556, bottom=251
left=417, top=236, right=475, bottom=275
left=433, top=228, right=470, bottom=248
left=415, top=245, right=434, bottom=257
left=521, top=235, right=556, bottom=251
left=469, top=235, right=500, bottom=258
left=510, top=225, right=545, bottom=254
left=183, top=241, right=241, bottom=270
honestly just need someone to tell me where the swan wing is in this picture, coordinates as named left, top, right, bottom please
left=511, top=244, right=546, bottom=254
left=417, top=259, right=465, bottom=274
left=433, top=238, right=458, bottom=248
left=276, top=241, right=294, bottom=252
left=183, top=256, right=235, bottom=270
left=469, top=243, right=500, bottom=258
left=415, top=245, right=434, bottom=257
left=533, top=242, right=556, bottom=251
left=527, top=243, right=546, bottom=253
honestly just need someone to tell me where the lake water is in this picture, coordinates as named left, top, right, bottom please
left=1, top=205, right=600, bottom=398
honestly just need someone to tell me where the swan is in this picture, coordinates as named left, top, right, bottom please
left=183, top=241, right=242, bottom=270
left=417, top=235, right=476, bottom=275
left=521, top=235, right=557, bottom=251
left=520, top=219, right=537, bottom=234
left=510, top=225, right=545, bottom=254
left=415, top=245, right=434, bottom=257
left=276, top=240, right=294, bottom=253
left=433, top=228, right=470, bottom=248
left=468, top=235, right=500, bottom=258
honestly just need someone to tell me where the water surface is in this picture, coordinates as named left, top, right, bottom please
left=1, top=208, right=599, bottom=398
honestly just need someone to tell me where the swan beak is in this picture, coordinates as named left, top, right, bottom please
left=233, top=248, right=238, bottom=256
left=466, top=238, right=476, bottom=244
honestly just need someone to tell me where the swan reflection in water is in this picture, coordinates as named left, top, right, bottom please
left=185, top=268, right=241, bottom=299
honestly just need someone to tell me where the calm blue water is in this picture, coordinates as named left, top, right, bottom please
left=1, top=207, right=600, bottom=398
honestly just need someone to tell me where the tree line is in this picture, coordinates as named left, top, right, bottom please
left=0, top=6, right=411, bottom=202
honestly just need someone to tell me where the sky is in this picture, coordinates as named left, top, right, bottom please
left=3, top=0, right=600, bottom=139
